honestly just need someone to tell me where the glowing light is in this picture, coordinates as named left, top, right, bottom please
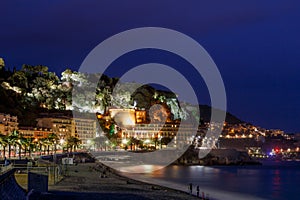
left=60, top=139, right=65, bottom=145
left=109, top=109, right=135, bottom=126
left=144, top=139, right=150, bottom=144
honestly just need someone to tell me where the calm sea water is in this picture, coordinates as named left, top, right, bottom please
left=129, top=161, right=300, bottom=200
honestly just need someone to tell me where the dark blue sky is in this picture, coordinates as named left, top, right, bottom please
left=1, top=1, right=300, bottom=133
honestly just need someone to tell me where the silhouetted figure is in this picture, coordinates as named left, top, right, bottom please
left=196, top=185, right=200, bottom=197
left=4, top=157, right=9, bottom=166
left=189, top=183, right=193, bottom=194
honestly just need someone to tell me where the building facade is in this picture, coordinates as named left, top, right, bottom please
left=36, top=117, right=74, bottom=139
left=107, top=108, right=197, bottom=149
left=0, top=113, right=18, bottom=135
left=73, top=118, right=97, bottom=147
left=36, top=116, right=97, bottom=148
left=122, top=123, right=196, bottom=149
left=18, top=127, right=53, bottom=139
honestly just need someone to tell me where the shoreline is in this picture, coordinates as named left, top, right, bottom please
left=46, top=162, right=202, bottom=200
left=97, top=162, right=213, bottom=199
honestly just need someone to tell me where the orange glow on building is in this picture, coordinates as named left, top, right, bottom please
left=135, top=110, right=146, bottom=123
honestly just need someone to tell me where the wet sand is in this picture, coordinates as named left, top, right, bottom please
left=46, top=162, right=201, bottom=200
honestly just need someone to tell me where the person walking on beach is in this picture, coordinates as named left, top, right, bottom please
left=196, top=185, right=200, bottom=197
left=189, top=183, right=193, bottom=195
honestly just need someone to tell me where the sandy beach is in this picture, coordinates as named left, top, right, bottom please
left=44, top=162, right=201, bottom=200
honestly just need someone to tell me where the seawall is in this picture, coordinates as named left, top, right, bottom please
left=0, top=168, right=26, bottom=200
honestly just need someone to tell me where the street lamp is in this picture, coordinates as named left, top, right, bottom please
left=53, top=141, right=57, bottom=164
left=105, top=140, right=109, bottom=151
left=144, top=139, right=150, bottom=150
left=122, top=139, right=128, bottom=150
left=159, top=136, right=162, bottom=149
left=144, top=139, right=150, bottom=143
left=122, top=139, right=128, bottom=144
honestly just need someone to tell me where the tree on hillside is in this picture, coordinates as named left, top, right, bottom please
left=0, top=58, right=4, bottom=70
left=8, top=71, right=28, bottom=89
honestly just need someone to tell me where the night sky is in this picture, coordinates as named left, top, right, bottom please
left=1, top=1, right=300, bottom=133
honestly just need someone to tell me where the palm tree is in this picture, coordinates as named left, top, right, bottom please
left=39, top=138, right=48, bottom=155
left=7, top=131, right=19, bottom=158
left=0, top=133, right=8, bottom=158
left=67, top=136, right=81, bottom=152
left=26, top=137, right=35, bottom=158
left=11, top=130, right=24, bottom=159
left=32, top=138, right=41, bottom=156
left=37, top=138, right=50, bottom=156
left=47, top=133, right=59, bottom=154
left=19, top=135, right=28, bottom=158
left=128, top=137, right=140, bottom=151
left=72, top=137, right=81, bottom=151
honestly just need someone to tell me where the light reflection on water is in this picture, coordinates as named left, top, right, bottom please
left=272, top=169, right=281, bottom=199
left=145, top=162, right=300, bottom=200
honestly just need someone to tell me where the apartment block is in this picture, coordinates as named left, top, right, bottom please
left=18, top=127, right=53, bottom=139
left=0, top=113, right=19, bottom=135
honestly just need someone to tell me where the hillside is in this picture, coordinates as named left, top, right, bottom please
left=0, top=63, right=242, bottom=126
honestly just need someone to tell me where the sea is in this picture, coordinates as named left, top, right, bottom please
left=121, top=161, right=300, bottom=200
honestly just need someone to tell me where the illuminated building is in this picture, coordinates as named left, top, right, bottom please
left=135, top=110, right=147, bottom=123
left=18, top=127, right=53, bottom=139
left=36, top=116, right=74, bottom=139
left=73, top=118, right=97, bottom=147
left=36, top=116, right=97, bottom=148
left=123, top=122, right=196, bottom=149
left=0, top=113, right=18, bottom=135
left=109, top=108, right=136, bottom=126
left=108, top=108, right=196, bottom=149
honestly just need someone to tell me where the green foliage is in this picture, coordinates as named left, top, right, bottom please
left=109, top=124, right=115, bottom=135
left=66, top=136, right=81, bottom=152
left=0, top=61, right=241, bottom=128
left=0, top=58, right=4, bottom=68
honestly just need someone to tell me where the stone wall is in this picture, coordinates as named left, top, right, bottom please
left=0, top=169, right=26, bottom=200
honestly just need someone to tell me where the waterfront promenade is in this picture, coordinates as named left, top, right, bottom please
left=17, top=162, right=198, bottom=200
